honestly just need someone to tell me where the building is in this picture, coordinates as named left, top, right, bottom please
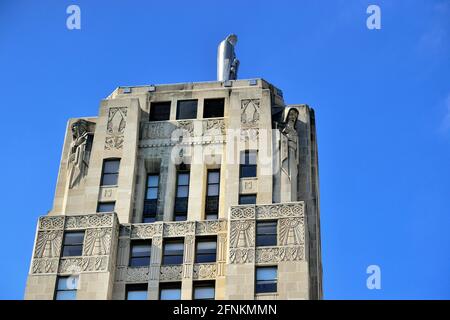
left=24, top=37, right=322, bottom=300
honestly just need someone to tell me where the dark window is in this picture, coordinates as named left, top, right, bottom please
left=176, top=100, right=198, bottom=120
left=126, top=284, right=148, bottom=300
left=159, top=283, right=181, bottom=300
left=174, top=171, right=190, bottom=221
left=129, top=241, right=151, bottom=267
left=97, top=201, right=115, bottom=213
left=239, top=194, right=257, bottom=205
left=205, top=170, right=220, bottom=220
left=162, top=240, right=184, bottom=265
left=193, top=281, right=215, bottom=300
left=255, top=266, right=277, bottom=294
left=101, top=159, right=120, bottom=186
left=149, top=101, right=171, bottom=121
left=62, top=231, right=84, bottom=257
left=195, top=237, right=217, bottom=263
left=143, top=174, right=159, bottom=223
left=54, top=276, right=78, bottom=300
left=240, top=151, right=257, bottom=178
left=203, top=98, right=224, bottom=118
left=256, top=221, right=277, bottom=246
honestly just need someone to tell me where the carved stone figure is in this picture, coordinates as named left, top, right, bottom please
left=217, top=34, right=239, bottom=81
left=67, top=119, right=94, bottom=188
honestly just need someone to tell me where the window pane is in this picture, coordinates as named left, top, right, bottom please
left=131, top=244, right=151, bottom=257
left=239, top=195, right=257, bottom=205
left=203, top=98, right=224, bottom=118
left=176, top=186, right=189, bottom=198
left=160, top=288, right=181, bottom=300
left=64, top=232, right=84, bottom=245
left=256, top=235, right=277, bottom=246
left=206, top=213, right=218, bottom=220
left=177, top=173, right=189, bottom=186
left=256, top=282, right=277, bottom=294
left=240, top=165, right=257, bottom=178
left=247, top=151, right=257, bottom=164
left=127, top=290, right=148, bottom=300
left=150, top=102, right=171, bottom=121
left=194, top=287, right=215, bottom=300
left=97, top=202, right=115, bottom=213
left=176, top=100, right=198, bottom=120
left=197, top=241, right=217, bottom=251
left=147, top=175, right=159, bottom=187
left=101, top=173, right=118, bottom=186
left=57, top=276, right=78, bottom=290
left=208, top=171, right=220, bottom=184
left=207, top=184, right=219, bottom=196
left=165, top=242, right=184, bottom=253
left=130, top=257, right=150, bottom=267
left=103, top=160, right=120, bottom=173
left=55, top=290, right=77, bottom=300
left=256, top=267, right=277, bottom=281
left=62, top=245, right=83, bottom=257
left=146, top=188, right=158, bottom=199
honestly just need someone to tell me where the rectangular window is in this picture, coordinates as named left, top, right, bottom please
left=162, top=240, right=184, bottom=265
left=193, top=281, right=215, bottom=300
left=240, top=151, right=257, bottom=178
left=54, top=276, right=78, bottom=300
left=97, top=201, right=115, bottom=213
left=195, top=237, right=217, bottom=263
left=62, top=231, right=84, bottom=257
left=255, top=266, right=277, bottom=294
left=159, top=283, right=181, bottom=300
left=126, top=284, right=148, bottom=300
left=129, top=240, right=151, bottom=267
left=149, top=101, right=171, bottom=121
left=143, top=174, right=159, bottom=223
left=176, top=100, right=198, bottom=120
left=101, top=159, right=120, bottom=186
left=239, top=194, right=257, bottom=205
left=205, top=169, right=220, bottom=220
left=203, top=98, right=224, bottom=118
left=256, top=221, right=277, bottom=246
left=174, top=171, right=190, bottom=221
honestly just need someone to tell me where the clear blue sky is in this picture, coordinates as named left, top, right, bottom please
left=0, top=0, right=449, bottom=300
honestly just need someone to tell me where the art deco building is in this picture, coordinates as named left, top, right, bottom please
left=25, top=37, right=322, bottom=300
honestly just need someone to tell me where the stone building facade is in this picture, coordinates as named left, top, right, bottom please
left=24, top=79, right=322, bottom=300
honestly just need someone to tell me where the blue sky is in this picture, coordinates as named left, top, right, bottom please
left=0, top=0, right=449, bottom=299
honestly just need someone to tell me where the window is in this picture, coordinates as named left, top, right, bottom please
left=129, top=240, right=151, bottom=267
left=239, top=194, right=257, bottom=205
left=159, top=283, right=181, bottom=300
left=54, top=276, right=78, bottom=300
left=176, top=100, right=198, bottom=120
left=240, top=151, right=257, bottom=178
left=256, top=221, right=277, bottom=246
left=149, top=101, right=171, bottom=121
left=205, top=169, right=220, bottom=220
left=62, top=231, right=84, bottom=257
left=126, top=284, right=148, bottom=300
left=195, top=237, right=217, bottom=263
left=203, top=98, right=224, bottom=118
left=97, top=201, right=115, bottom=213
left=174, top=171, right=190, bottom=221
left=255, top=266, right=277, bottom=294
left=193, top=281, right=215, bottom=300
left=101, top=159, right=120, bottom=186
left=162, top=240, right=184, bottom=265
left=143, top=174, right=159, bottom=223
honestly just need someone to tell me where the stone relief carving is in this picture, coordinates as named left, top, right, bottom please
left=241, top=99, right=260, bottom=129
left=255, top=203, right=304, bottom=219
left=116, top=267, right=150, bottom=283
left=32, top=258, right=59, bottom=274
left=193, top=264, right=217, bottom=280
left=105, top=107, right=127, bottom=150
left=160, top=265, right=183, bottom=281
left=34, top=230, right=63, bottom=258
left=39, top=216, right=64, bottom=230
left=131, top=223, right=163, bottom=239
left=255, top=246, right=305, bottom=263
left=230, top=206, right=255, bottom=220
left=83, top=228, right=112, bottom=256
left=280, top=108, right=299, bottom=182
left=229, top=248, right=255, bottom=264
left=279, top=218, right=305, bottom=246
left=240, top=128, right=259, bottom=142
left=203, top=119, right=226, bottom=136
left=196, top=220, right=227, bottom=235
left=229, top=220, right=255, bottom=248
left=59, top=256, right=108, bottom=273
left=163, top=222, right=195, bottom=237
left=67, top=119, right=95, bottom=188
left=65, top=214, right=114, bottom=229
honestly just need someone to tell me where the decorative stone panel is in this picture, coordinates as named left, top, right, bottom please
left=31, top=258, right=59, bottom=274
left=105, top=107, right=127, bottom=150
left=34, top=230, right=63, bottom=258
left=255, top=246, right=305, bottom=263
left=38, top=216, right=64, bottom=230
left=58, top=256, right=109, bottom=273
left=229, top=220, right=255, bottom=248
left=115, top=267, right=150, bottom=283
left=160, top=265, right=182, bottom=281
left=241, top=99, right=260, bottom=129
left=163, top=222, right=195, bottom=237
left=229, top=248, right=255, bottom=264
left=131, top=223, right=163, bottom=239
left=193, top=264, right=217, bottom=280
left=255, top=203, right=304, bottom=219
left=279, top=218, right=305, bottom=246
left=83, top=228, right=113, bottom=256
left=196, top=220, right=227, bottom=235
left=230, top=205, right=255, bottom=220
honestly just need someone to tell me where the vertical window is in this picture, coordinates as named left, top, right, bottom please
left=101, top=159, right=120, bottom=186
left=159, top=283, right=181, bottom=300
left=256, top=221, right=277, bottom=246
left=143, top=174, right=159, bottom=223
left=54, top=276, right=78, bottom=300
left=255, top=266, right=277, bottom=294
left=193, top=281, right=215, bottom=300
left=126, top=284, right=148, bottom=300
left=239, top=194, right=257, bottom=205
left=162, top=240, right=184, bottom=265
left=174, top=171, right=190, bottom=221
left=176, top=100, right=198, bottom=120
left=149, top=101, right=171, bottom=121
left=195, top=237, right=217, bottom=263
left=205, top=169, right=220, bottom=220
left=129, top=240, right=152, bottom=267
left=203, top=98, right=224, bottom=118
left=97, top=201, right=115, bottom=213
left=240, top=151, right=257, bottom=178
left=62, top=231, right=85, bottom=257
